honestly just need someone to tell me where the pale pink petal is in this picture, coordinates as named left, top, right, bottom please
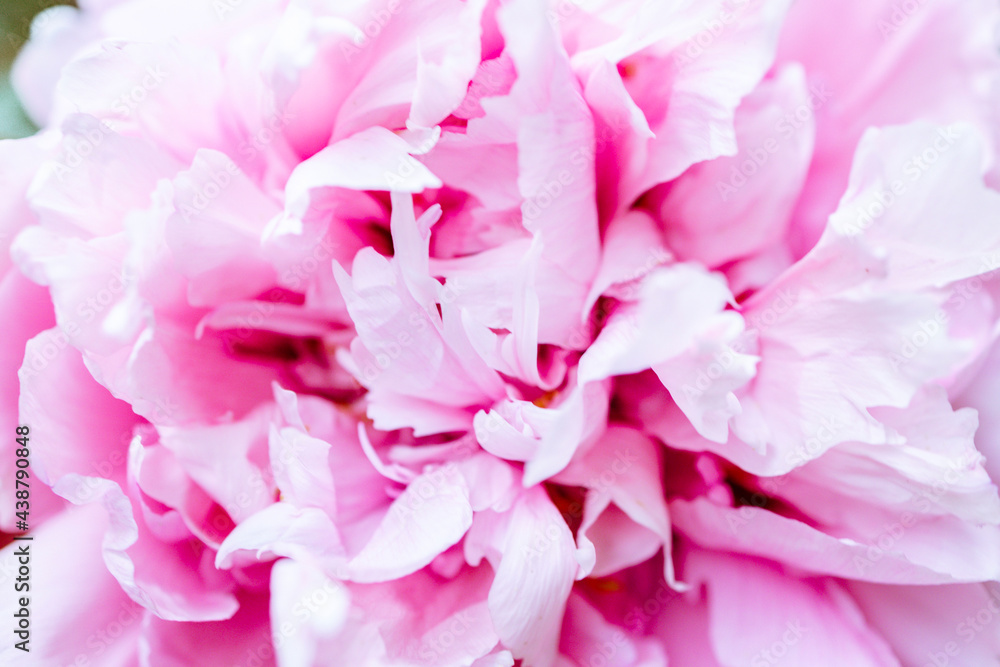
left=657, top=64, right=816, bottom=268
left=0, top=503, right=144, bottom=666
left=688, top=553, right=900, bottom=667
left=671, top=496, right=1000, bottom=584
left=53, top=473, right=240, bottom=622
left=777, top=0, right=1000, bottom=255
left=559, top=592, right=668, bottom=667
left=0, top=274, right=58, bottom=531
left=269, top=559, right=350, bottom=667
left=18, top=328, right=137, bottom=489
left=157, top=402, right=276, bottom=525
left=344, top=464, right=473, bottom=583
left=216, top=502, right=346, bottom=573
left=846, top=581, right=1000, bottom=667
left=483, top=486, right=578, bottom=667
left=139, top=590, right=275, bottom=667
left=687, top=550, right=900, bottom=666
left=285, top=126, right=442, bottom=219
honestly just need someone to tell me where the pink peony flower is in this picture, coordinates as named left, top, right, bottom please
left=2, top=0, right=1000, bottom=665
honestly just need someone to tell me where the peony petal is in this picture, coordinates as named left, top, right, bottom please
left=486, top=486, right=577, bottom=667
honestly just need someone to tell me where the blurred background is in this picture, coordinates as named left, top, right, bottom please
left=1, top=0, right=73, bottom=138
